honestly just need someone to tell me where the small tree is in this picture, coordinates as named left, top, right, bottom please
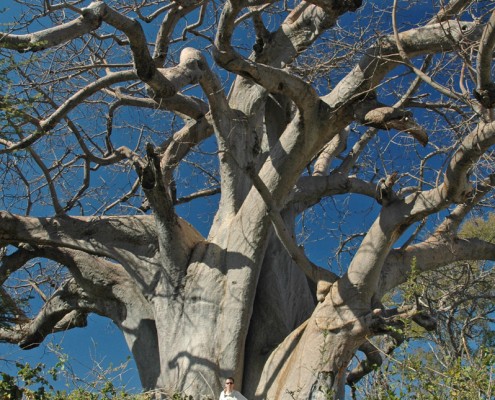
left=1, top=1, right=495, bottom=399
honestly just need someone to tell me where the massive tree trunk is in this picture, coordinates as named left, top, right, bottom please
left=2, top=1, right=495, bottom=399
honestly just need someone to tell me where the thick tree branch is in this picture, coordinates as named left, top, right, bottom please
left=0, top=2, right=102, bottom=51
left=443, top=121, right=495, bottom=203
left=434, top=0, right=474, bottom=23
left=434, top=174, right=495, bottom=239
left=228, top=0, right=355, bottom=124
left=153, top=4, right=192, bottom=66
left=215, top=0, right=321, bottom=114
left=161, top=117, right=214, bottom=183
left=224, top=0, right=366, bottom=219
left=152, top=0, right=209, bottom=66
left=0, top=248, right=37, bottom=284
left=43, top=248, right=162, bottom=391
left=323, top=20, right=482, bottom=108
left=0, top=213, right=158, bottom=269
left=182, top=47, right=255, bottom=218
left=376, top=175, right=495, bottom=296
left=265, top=20, right=484, bottom=228
left=474, top=9, right=495, bottom=108
left=92, top=2, right=176, bottom=98
left=1, top=242, right=161, bottom=385
left=0, top=279, right=91, bottom=349
left=135, top=145, right=205, bottom=287
left=257, top=1, right=362, bottom=68
left=313, top=127, right=350, bottom=177
left=392, top=0, right=469, bottom=105
left=0, top=224, right=167, bottom=302
left=291, top=174, right=376, bottom=213
left=130, top=49, right=220, bottom=285
left=112, top=90, right=209, bottom=120
left=379, top=237, right=495, bottom=296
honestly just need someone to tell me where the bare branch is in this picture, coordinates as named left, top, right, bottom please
left=291, top=174, right=376, bottom=213
left=0, top=279, right=90, bottom=349
left=434, top=174, right=495, bottom=238
left=380, top=236, right=495, bottom=296
left=0, top=213, right=158, bottom=265
left=0, top=70, right=137, bottom=153
left=324, top=20, right=483, bottom=108
left=474, top=9, right=495, bottom=108
left=112, top=90, right=209, bottom=120
left=175, top=187, right=221, bottom=205
left=391, top=0, right=470, bottom=104
left=161, top=117, right=214, bottom=182
left=313, top=127, right=350, bottom=177
left=0, top=2, right=101, bottom=51
left=444, top=121, right=495, bottom=203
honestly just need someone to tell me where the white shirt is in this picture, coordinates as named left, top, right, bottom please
left=219, top=389, right=248, bottom=400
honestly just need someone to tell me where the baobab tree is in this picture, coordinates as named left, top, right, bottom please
left=1, top=0, right=495, bottom=399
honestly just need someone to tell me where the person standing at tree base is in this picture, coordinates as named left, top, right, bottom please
left=219, top=377, right=247, bottom=400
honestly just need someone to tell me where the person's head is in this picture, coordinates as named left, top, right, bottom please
left=224, top=377, right=235, bottom=394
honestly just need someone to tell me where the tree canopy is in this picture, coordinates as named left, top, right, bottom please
left=1, top=0, right=495, bottom=399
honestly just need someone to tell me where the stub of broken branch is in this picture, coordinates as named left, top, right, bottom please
left=376, top=172, right=399, bottom=206
left=473, top=83, right=495, bottom=109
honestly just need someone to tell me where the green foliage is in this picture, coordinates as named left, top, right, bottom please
left=0, top=359, right=153, bottom=400
left=1, top=362, right=54, bottom=400
left=402, top=257, right=419, bottom=306
left=0, top=351, right=205, bottom=399
left=171, top=393, right=194, bottom=400
left=0, top=371, right=23, bottom=400
left=359, top=345, right=495, bottom=399
left=460, top=214, right=495, bottom=243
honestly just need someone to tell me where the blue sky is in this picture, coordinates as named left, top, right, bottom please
left=1, top=312, right=141, bottom=393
